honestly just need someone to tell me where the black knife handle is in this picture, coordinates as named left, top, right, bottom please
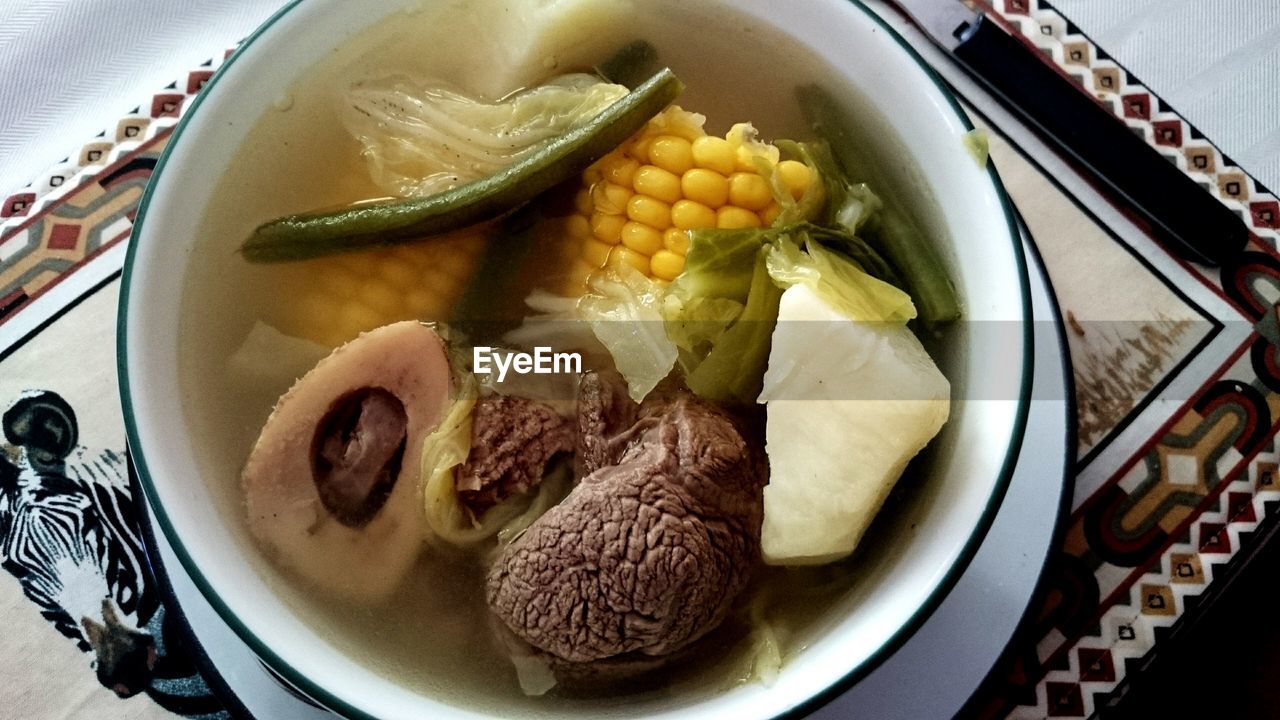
left=953, top=15, right=1247, bottom=266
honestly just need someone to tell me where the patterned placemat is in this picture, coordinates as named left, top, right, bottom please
left=0, top=53, right=232, bottom=720
left=966, top=1, right=1280, bottom=718
left=2, top=1, right=1279, bottom=718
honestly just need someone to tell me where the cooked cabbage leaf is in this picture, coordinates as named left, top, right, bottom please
left=345, top=73, right=628, bottom=197
left=421, top=378, right=483, bottom=544
left=579, top=264, right=678, bottom=403
left=422, top=378, right=571, bottom=546
left=667, top=226, right=768, bottom=303
left=509, top=650, right=557, bottom=697
left=494, top=463, right=572, bottom=546
left=685, top=250, right=781, bottom=403
left=740, top=591, right=783, bottom=687
left=502, top=288, right=606, bottom=359
left=662, top=226, right=772, bottom=398
left=494, top=623, right=559, bottom=697
left=765, top=234, right=915, bottom=323
left=806, top=224, right=902, bottom=288
left=663, top=295, right=744, bottom=359
left=663, top=219, right=908, bottom=402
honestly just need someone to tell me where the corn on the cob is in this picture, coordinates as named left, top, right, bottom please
left=274, top=107, right=814, bottom=343
left=274, top=228, right=486, bottom=346
left=565, top=106, right=813, bottom=289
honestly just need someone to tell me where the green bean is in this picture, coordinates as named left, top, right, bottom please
left=447, top=203, right=542, bottom=338
left=863, top=203, right=960, bottom=328
left=241, top=68, right=684, bottom=263
left=797, top=83, right=961, bottom=328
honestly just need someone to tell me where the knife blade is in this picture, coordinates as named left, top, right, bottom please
left=892, top=0, right=1248, bottom=267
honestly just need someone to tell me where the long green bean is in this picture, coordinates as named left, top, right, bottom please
left=797, top=83, right=961, bottom=328
left=241, top=68, right=684, bottom=263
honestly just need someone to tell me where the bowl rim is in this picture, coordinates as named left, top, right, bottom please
left=116, top=0, right=1034, bottom=717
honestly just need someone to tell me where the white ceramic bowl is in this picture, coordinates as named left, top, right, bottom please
left=119, top=0, right=1031, bottom=717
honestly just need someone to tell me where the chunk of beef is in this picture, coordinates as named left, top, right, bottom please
left=487, top=393, right=766, bottom=665
left=574, top=371, right=636, bottom=476
left=457, top=394, right=574, bottom=516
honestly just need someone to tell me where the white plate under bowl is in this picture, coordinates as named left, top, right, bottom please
left=131, top=229, right=1069, bottom=720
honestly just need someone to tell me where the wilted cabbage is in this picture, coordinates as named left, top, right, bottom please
left=421, top=376, right=571, bottom=547
left=502, top=289, right=606, bottom=363
left=345, top=73, right=628, bottom=197
left=764, top=234, right=915, bottom=323
left=579, top=264, right=678, bottom=403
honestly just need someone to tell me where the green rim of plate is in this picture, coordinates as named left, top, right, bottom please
left=117, top=0, right=1034, bottom=717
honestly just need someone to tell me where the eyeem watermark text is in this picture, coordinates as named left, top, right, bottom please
left=473, top=346, right=582, bottom=382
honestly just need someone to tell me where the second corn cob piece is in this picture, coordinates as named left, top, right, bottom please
left=565, top=106, right=813, bottom=290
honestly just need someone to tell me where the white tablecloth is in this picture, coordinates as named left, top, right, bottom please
left=1052, top=0, right=1280, bottom=189
left=3, top=0, right=1278, bottom=197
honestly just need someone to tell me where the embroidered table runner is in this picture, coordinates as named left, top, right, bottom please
left=2, top=1, right=1279, bottom=718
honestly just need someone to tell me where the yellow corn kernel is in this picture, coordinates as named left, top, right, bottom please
left=400, top=287, right=430, bottom=313
left=583, top=238, right=614, bottom=267
left=562, top=259, right=597, bottom=294
left=602, top=154, right=640, bottom=187
left=337, top=301, right=384, bottom=338
left=340, top=252, right=379, bottom=276
left=760, top=202, right=782, bottom=227
left=663, top=228, right=691, bottom=255
left=566, top=213, right=591, bottom=240
left=609, top=247, right=652, bottom=274
left=728, top=172, right=773, bottom=211
left=775, top=160, right=812, bottom=199
left=621, top=221, right=664, bottom=255
left=573, top=188, right=594, bottom=216
left=591, top=182, right=633, bottom=215
left=591, top=212, right=626, bottom=244
left=292, top=291, right=341, bottom=343
left=691, top=136, right=736, bottom=176
left=681, top=168, right=729, bottom=208
left=671, top=199, right=717, bottom=230
left=318, top=266, right=360, bottom=298
left=632, top=136, right=654, bottom=164
left=626, top=195, right=672, bottom=230
left=568, top=106, right=804, bottom=286
left=569, top=258, right=597, bottom=280
left=735, top=146, right=765, bottom=172
left=669, top=123, right=706, bottom=143
left=650, top=249, right=686, bottom=281
left=632, top=165, right=682, bottom=204
left=378, top=258, right=418, bottom=290
left=648, top=135, right=695, bottom=175
left=429, top=241, right=477, bottom=279
left=390, top=244, right=429, bottom=269
left=419, top=264, right=451, bottom=289
left=717, top=206, right=762, bottom=229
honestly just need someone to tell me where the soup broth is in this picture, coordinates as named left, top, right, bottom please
left=179, top=0, right=959, bottom=713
